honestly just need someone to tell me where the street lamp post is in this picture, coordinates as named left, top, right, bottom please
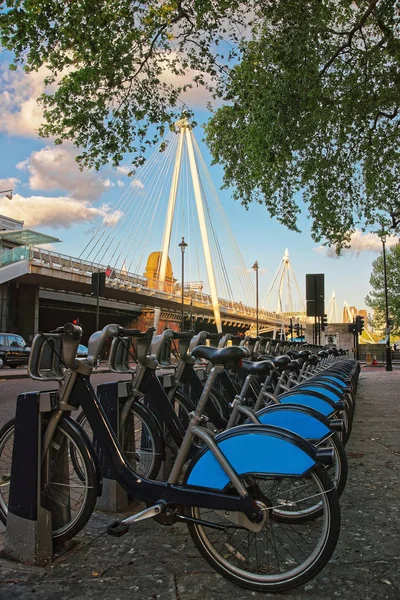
left=252, top=261, right=259, bottom=337
left=380, top=233, right=393, bottom=371
left=178, top=237, right=188, bottom=331
left=0, top=189, right=13, bottom=200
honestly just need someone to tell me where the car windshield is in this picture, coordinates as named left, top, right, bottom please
left=16, top=336, right=27, bottom=347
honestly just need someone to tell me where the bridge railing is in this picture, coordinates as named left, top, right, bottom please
left=0, top=246, right=30, bottom=267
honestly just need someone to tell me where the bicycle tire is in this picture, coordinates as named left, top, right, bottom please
left=185, top=466, right=340, bottom=593
left=0, top=416, right=97, bottom=545
left=76, top=401, right=164, bottom=481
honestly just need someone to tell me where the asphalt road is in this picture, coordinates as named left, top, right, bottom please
left=0, top=371, right=131, bottom=429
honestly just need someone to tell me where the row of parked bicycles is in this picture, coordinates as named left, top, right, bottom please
left=0, top=323, right=359, bottom=593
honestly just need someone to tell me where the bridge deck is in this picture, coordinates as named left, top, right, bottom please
left=0, top=245, right=308, bottom=328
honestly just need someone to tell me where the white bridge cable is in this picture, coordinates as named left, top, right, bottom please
left=114, top=135, right=179, bottom=277
left=288, top=261, right=306, bottom=312
left=103, top=133, right=178, bottom=271
left=201, top=181, right=234, bottom=302
left=192, top=135, right=255, bottom=306
left=81, top=136, right=172, bottom=267
left=82, top=132, right=178, bottom=272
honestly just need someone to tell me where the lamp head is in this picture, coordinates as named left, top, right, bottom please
left=178, top=236, right=188, bottom=253
left=6, top=192, right=12, bottom=200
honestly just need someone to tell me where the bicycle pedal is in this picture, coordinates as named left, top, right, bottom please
left=107, top=520, right=130, bottom=537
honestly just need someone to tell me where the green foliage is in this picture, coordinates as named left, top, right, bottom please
left=1, top=1, right=399, bottom=249
left=365, top=242, right=400, bottom=335
left=0, top=0, right=254, bottom=169
left=205, top=0, right=400, bottom=249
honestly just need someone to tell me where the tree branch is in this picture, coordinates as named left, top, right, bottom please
left=320, top=0, right=380, bottom=77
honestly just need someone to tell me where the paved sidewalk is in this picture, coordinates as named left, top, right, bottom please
left=1, top=367, right=400, bottom=599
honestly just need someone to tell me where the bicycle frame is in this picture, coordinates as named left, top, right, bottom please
left=68, top=367, right=259, bottom=514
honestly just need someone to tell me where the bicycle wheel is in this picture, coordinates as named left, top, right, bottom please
left=77, top=401, right=163, bottom=480
left=185, top=466, right=340, bottom=593
left=0, top=416, right=97, bottom=546
left=317, top=433, right=348, bottom=499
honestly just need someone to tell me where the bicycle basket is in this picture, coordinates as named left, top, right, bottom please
left=109, top=337, right=134, bottom=373
left=28, top=333, right=65, bottom=381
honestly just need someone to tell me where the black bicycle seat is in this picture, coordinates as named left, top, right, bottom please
left=286, top=360, right=301, bottom=373
left=191, top=345, right=250, bottom=366
left=287, top=350, right=300, bottom=359
left=240, top=359, right=275, bottom=376
left=318, top=350, right=328, bottom=358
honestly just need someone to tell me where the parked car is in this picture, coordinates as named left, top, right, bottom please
left=77, top=344, right=88, bottom=357
left=0, top=333, right=31, bottom=369
left=76, top=344, right=101, bottom=367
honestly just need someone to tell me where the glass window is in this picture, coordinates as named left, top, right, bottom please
left=0, top=335, right=5, bottom=346
left=6, top=335, right=18, bottom=347
left=15, top=336, right=27, bottom=348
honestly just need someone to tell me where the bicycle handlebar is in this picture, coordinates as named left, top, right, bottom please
left=172, top=330, right=194, bottom=340
left=207, top=333, right=223, bottom=340
left=51, top=323, right=82, bottom=339
left=118, top=327, right=154, bottom=338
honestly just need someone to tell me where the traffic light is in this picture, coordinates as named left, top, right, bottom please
left=294, top=323, right=300, bottom=336
left=72, top=317, right=80, bottom=325
left=355, top=315, right=364, bottom=334
left=321, top=314, right=328, bottom=331
left=348, top=322, right=356, bottom=334
left=289, top=318, right=293, bottom=339
left=92, top=271, right=106, bottom=296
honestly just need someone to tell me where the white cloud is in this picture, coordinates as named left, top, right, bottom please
left=116, top=165, right=131, bottom=176
left=102, top=178, right=115, bottom=188
left=315, top=230, right=399, bottom=257
left=0, top=177, right=20, bottom=193
left=131, top=179, right=144, bottom=189
left=17, top=145, right=111, bottom=201
left=103, top=209, right=124, bottom=226
left=0, top=66, right=49, bottom=137
left=117, top=179, right=125, bottom=187
left=0, top=194, right=112, bottom=229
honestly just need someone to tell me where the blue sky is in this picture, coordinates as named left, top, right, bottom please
left=0, top=56, right=396, bottom=317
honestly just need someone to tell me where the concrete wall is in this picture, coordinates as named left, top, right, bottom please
left=305, top=323, right=355, bottom=351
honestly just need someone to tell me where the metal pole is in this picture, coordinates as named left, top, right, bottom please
left=253, top=261, right=259, bottom=337
left=179, top=237, right=187, bottom=332
left=96, top=273, right=100, bottom=331
left=382, top=237, right=393, bottom=371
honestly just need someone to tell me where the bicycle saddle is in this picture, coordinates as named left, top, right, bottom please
left=256, top=354, right=292, bottom=370
left=307, top=354, right=319, bottom=365
left=191, top=345, right=250, bottom=366
left=286, top=350, right=300, bottom=359
left=240, top=359, right=275, bottom=376
left=318, top=350, right=328, bottom=358
left=286, top=360, right=301, bottom=373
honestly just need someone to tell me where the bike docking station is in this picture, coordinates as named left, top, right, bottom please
left=4, top=334, right=66, bottom=566
left=96, top=328, right=177, bottom=511
left=95, top=380, right=130, bottom=512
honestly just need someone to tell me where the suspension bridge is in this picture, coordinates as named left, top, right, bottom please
left=0, top=121, right=322, bottom=337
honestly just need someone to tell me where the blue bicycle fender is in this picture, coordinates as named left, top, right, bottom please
left=320, top=376, right=346, bottom=388
left=298, top=385, right=340, bottom=403
left=255, top=406, right=331, bottom=441
left=278, top=393, right=335, bottom=417
left=185, top=425, right=317, bottom=490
